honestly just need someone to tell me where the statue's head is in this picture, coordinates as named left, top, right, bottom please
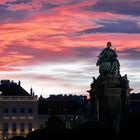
left=107, top=42, right=112, bottom=48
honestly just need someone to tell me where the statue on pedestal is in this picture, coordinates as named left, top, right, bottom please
left=96, top=42, right=120, bottom=77
left=87, top=41, right=130, bottom=133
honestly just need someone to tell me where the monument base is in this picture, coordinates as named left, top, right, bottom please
left=87, top=74, right=130, bottom=132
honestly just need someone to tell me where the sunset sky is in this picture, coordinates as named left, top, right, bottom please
left=0, top=0, right=140, bottom=97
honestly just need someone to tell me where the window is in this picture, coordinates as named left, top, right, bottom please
left=63, top=108, right=67, bottom=114
left=28, top=123, right=32, bottom=132
left=20, top=108, right=25, bottom=114
left=48, top=108, right=52, bottom=114
left=4, top=108, right=9, bottom=113
left=28, top=108, right=33, bottom=114
left=20, top=123, right=25, bottom=132
left=3, top=123, right=8, bottom=132
left=12, top=123, right=16, bottom=132
left=12, top=108, right=17, bottom=114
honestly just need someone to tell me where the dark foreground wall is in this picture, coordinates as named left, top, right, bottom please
left=9, top=113, right=140, bottom=140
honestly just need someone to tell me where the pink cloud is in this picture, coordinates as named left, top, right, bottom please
left=0, top=0, right=8, bottom=4
left=0, top=0, right=140, bottom=96
left=8, top=3, right=33, bottom=10
left=1, top=17, right=140, bottom=69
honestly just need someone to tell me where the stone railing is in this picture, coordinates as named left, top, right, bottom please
left=0, top=96, right=37, bottom=101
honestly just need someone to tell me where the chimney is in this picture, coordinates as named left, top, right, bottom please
left=18, top=81, right=21, bottom=86
left=30, top=87, right=33, bottom=96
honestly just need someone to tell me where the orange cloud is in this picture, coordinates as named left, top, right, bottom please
left=0, top=50, right=33, bottom=70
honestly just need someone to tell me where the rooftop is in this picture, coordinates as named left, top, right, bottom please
left=0, top=80, right=31, bottom=96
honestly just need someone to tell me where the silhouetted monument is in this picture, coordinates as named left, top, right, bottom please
left=87, top=42, right=130, bottom=132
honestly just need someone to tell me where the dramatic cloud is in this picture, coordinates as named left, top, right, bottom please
left=5, top=0, right=32, bottom=5
left=79, top=20, right=140, bottom=34
left=83, top=0, right=140, bottom=16
left=119, top=48, right=140, bottom=60
left=0, top=0, right=140, bottom=97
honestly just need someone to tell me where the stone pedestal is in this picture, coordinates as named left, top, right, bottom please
left=87, top=74, right=130, bottom=132
left=105, top=88, right=122, bottom=129
left=105, top=88, right=121, bottom=112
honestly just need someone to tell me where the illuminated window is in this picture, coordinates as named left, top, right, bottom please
left=28, top=123, right=32, bottom=132
left=20, top=123, right=25, bottom=132
left=12, top=123, right=16, bottom=132
left=3, top=123, right=8, bottom=132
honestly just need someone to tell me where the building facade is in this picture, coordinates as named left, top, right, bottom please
left=0, top=80, right=90, bottom=140
left=38, top=94, right=90, bottom=129
left=0, top=80, right=38, bottom=140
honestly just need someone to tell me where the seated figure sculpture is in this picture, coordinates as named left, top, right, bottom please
left=96, top=42, right=120, bottom=77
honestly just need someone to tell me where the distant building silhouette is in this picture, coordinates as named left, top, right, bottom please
left=129, top=93, right=140, bottom=113
left=38, top=94, right=90, bottom=129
